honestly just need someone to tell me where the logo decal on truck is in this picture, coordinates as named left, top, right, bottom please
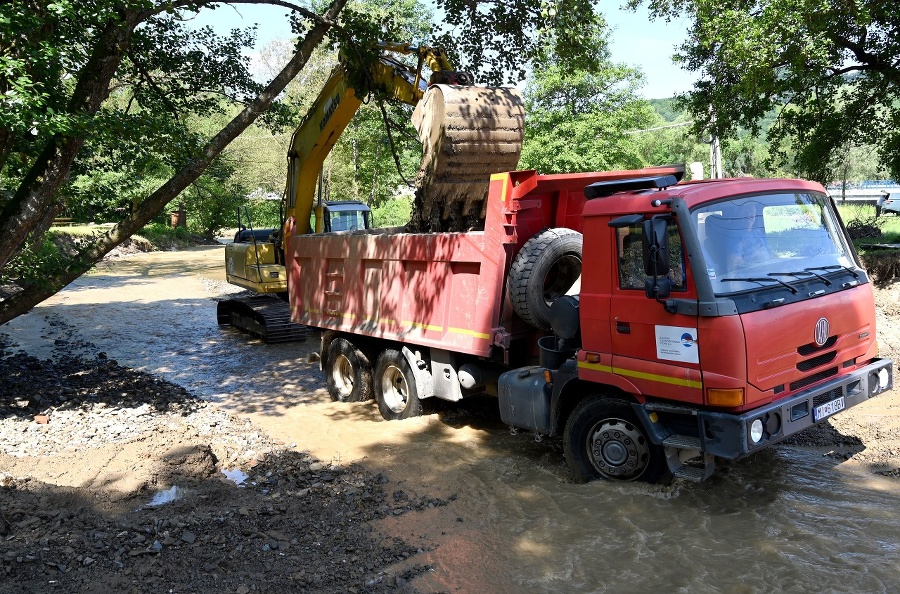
left=656, top=325, right=699, bottom=364
left=814, top=317, right=830, bottom=347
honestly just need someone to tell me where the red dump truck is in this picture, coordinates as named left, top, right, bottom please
left=287, top=166, right=892, bottom=483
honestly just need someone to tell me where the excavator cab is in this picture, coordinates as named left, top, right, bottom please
left=314, top=200, right=371, bottom=233
left=218, top=200, right=371, bottom=343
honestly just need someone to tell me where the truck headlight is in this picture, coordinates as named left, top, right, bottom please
left=879, top=368, right=890, bottom=390
left=750, top=419, right=764, bottom=444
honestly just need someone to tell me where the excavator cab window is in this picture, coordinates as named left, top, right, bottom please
left=328, top=210, right=368, bottom=232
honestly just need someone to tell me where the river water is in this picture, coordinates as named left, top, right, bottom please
left=3, top=246, right=899, bottom=593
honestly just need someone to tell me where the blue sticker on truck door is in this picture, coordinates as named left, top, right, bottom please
left=655, top=325, right=699, bottom=364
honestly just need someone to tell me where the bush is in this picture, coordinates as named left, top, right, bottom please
left=0, top=233, right=86, bottom=291
left=138, top=222, right=196, bottom=249
left=371, top=195, right=412, bottom=228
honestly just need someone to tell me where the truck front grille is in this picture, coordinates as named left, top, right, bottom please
left=797, top=351, right=837, bottom=372
left=798, top=336, right=837, bottom=355
left=813, top=387, right=842, bottom=407
left=789, top=334, right=839, bottom=392
left=791, top=367, right=838, bottom=391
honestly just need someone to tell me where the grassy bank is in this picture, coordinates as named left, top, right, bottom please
left=49, top=222, right=213, bottom=252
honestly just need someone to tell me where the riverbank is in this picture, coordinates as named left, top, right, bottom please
left=2, top=246, right=900, bottom=593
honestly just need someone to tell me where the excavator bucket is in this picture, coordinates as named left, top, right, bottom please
left=409, top=85, right=525, bottom=232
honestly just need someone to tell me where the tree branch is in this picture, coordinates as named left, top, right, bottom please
left=825, top=29, right=897, bottom=79
left=0, top=0, right=349, bottom=325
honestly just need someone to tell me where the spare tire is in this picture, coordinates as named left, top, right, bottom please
left=508, top=228, right=583, bottom=330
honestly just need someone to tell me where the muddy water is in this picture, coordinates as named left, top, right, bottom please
left=4, top=246, right=900, bottom=593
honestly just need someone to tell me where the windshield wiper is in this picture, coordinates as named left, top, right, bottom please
left=721, top=277, right=799, bottom=293
left=768, top=270, right=832, bottom=286
left=805, top=265, right=860, bottom=279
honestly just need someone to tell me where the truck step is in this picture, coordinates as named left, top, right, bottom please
left=645, top=401, right=700, bottom=415
left=674, top=465, right=708, bottom=482
left=663, top=434, right=702, bottom=450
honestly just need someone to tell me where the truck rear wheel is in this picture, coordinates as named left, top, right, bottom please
left=563, top=396, right=670, bottom=484
left=374, top=349, right=423, bottom=420
left=325, top=338, right=373, bottom=403
left=508, top=228, right=582, bottom=330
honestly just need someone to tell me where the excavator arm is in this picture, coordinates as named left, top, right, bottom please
left=285, top=45, right=472, bottom=235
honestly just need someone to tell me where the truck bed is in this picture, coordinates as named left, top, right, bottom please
left=288, top=167, right=687, bottom=359
left=290, top=228, right=505, bottom=357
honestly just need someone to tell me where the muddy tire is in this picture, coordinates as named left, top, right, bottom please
left=374, top=349, right=423, bottom=420
left=508, top=228, right=582, bottom=330
left=325, top=337, right=373, bottom=403
left=563, top=396, right=670, bottom=484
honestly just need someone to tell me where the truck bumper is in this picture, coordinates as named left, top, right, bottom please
left=698, top=358, right=892, bottom=460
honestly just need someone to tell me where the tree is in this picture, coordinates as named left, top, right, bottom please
left=519, top=17, right=655, bottom=173
left=634, top=0, right=900, bottom=183
left=0, top=0, right=348, bottom=324
left=0, top=0, right=600, bottom=326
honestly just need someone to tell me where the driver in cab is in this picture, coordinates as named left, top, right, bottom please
left=704, top=201, right=771, bottom=274
left=725, top=202, right=770, bottom=271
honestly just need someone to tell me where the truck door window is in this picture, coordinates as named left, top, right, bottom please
left=617, top=223, right=685, bottom=291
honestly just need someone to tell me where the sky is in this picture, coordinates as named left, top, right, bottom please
left=188, top=2, right=697, bottom=99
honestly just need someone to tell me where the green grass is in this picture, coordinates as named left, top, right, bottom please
left=837, top=204, right=900, bottom=253
left=48, top=221, right=201, bottom=251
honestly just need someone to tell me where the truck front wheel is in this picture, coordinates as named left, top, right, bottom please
left=563, top=396, right=670, bottom=484
left=374, top=349, right=423, bottom=420
left=325, top=338, right=373, bottom=403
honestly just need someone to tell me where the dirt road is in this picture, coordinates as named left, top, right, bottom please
left=2, top=245, right=900, bottom=593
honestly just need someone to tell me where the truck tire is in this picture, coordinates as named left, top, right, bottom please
left=563, top=396, right=670, bottom=484
left=508, top=228, right=582, bottom=330
left=374, top=349, right=423, bottom=420
left=325, top=337, right=373, bottom=403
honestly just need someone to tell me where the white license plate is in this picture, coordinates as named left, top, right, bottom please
left=813, top=396, right=845, bottom=421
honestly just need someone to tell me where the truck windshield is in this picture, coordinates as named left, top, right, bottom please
left=693, top=192, right=856, bottom=295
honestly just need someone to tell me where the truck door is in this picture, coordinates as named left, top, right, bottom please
left=608, top=219, right=703, bottom=404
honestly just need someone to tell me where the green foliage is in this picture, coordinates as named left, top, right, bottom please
left=630, top=120, right=708, bottom=174
left=0, top=232, right=89, bottom=290
left=179, top=158, right=249, bottom=239
left=636, top=0, right=900, bottom=183
left=520, top=17, right=656, bottom=173
left=371, top=194, right=413, bottom=228
left=137, top=222, right=194, bottom=248
left=244, top=198, right=282, bottom=230
left=648, top=98, right=681, bottom=122
left=431, top=0, right=603, bottom=84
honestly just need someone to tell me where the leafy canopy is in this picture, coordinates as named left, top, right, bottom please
left=634, top=0, right=900, bottom=182
left=520, top=19, right=655, bottom=172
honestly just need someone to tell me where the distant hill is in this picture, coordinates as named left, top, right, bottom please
left=649, top=98, right=681, bottom=122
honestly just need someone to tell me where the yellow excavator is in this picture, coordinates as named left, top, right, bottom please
left=217, top=43, right=524, bottom=342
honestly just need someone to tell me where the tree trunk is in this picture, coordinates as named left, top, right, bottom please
left=0, top=12, right=143, bottom=270
left=0, top=0, right=348, bottom=326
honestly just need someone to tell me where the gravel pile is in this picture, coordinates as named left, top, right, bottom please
left=0, top=345, right=443, bottom=594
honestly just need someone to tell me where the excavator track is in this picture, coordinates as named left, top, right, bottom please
left=217, top=295, right=307, bottom=343
left=411, top=85, right=525, bottom=232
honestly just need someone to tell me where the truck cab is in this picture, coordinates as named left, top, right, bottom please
left=502, top=175, right=893, bottom=482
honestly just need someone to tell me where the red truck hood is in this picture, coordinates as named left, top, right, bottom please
left=741, top=283, right=876, bottom=394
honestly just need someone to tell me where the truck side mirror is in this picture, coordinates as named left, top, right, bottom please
left=642, top=217, right=672, bottom=301
left=642, top=217, right=670, bottom=276
left=645, top=277, right=671, bottom=300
